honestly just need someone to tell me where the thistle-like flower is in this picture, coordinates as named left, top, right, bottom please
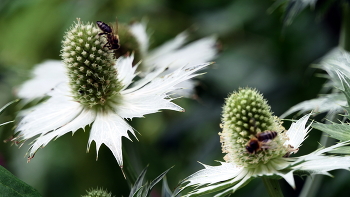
left=16, top=20, right=218, bottom=101
left=13, top=19, right=209, bottom=167
left=177, top=88, right=350, bottom=197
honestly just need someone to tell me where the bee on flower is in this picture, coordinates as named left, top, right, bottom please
left=12, top=19, right=210, bottom=168
left=176, top=88, right=350, bottom=197
left=16, top=19, right=218, bottom=102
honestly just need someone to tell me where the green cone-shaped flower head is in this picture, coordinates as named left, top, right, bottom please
left=220, top=88, right=288, bottom=168
left=61, top=19, right=123, bottom=110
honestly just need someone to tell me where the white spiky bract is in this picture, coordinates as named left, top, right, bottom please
left=129, top=21, right=218, bottom=97
left=178, top=113, right=350, bottom=197
left=16, top=60, right=68, bottom=102
left=15, top=55, right=209, bottom=167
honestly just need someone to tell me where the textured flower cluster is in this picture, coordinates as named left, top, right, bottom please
left=61, top=20, right=121, bottom=108
left=220, top=88, right=288, bottom=167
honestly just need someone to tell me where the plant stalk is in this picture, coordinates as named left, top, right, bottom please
left=262, top=177, right=284, bottom=197
left=340, top=2, right=350, bottom=51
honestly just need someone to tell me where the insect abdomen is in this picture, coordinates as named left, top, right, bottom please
left=256, top=131, right=277, bottom=142
left=96, top=21, right=113, bottom=33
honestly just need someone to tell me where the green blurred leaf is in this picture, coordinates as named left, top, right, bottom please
left=0, top=165, right=42, bottom=197
left=312, top=122, right=350, bottom=141
left=269, top=0, right=318, bottom=25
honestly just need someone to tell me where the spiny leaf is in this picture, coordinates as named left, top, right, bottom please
left=129, top=166, right=173, bottom=197
left=312, top=122, right=350, bottom=141
left=129, top=166, right=148, bottom=197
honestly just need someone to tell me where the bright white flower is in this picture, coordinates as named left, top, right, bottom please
left=177, top=88, right=350, bottom=197
left=16, top=21, right=218, bottom=102
left=13, top=20, right=210, bottom=167
left=129, top=21, right=218, bottom=97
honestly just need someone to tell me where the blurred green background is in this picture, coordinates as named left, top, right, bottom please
left=0, top=0, right=348, bottom=196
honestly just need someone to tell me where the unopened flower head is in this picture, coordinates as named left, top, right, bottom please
left=61, top=19, right=122, bottom=110
left=220, top=88, right=288, bottom=167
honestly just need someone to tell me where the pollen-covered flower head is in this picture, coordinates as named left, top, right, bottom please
left=220, top=88, right=289, bottom=167
left=13, top=19, right=210, bottom=167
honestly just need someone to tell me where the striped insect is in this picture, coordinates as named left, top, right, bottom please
left=246, top=130, right=278, bottom=154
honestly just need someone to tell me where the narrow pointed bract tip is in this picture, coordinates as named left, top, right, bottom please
left=27, top=155, right=34, bottom=163
left=120, top=165, right=126, bottom=179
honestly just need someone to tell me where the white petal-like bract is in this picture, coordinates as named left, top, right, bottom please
left=16, top=60, right=67, bottom=102
left=88, top=112, right=135, bottom=166
left=284, top=113, right=312, bottom=151
left=116, top=63, right=210, bottom=119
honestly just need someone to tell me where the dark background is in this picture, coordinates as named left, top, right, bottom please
left=0, top=0, right=347, bottom=196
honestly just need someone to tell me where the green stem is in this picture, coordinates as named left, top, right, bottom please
left=262, top=177, right=284, bottom=197
left=340, top=1, right=350, bottom=52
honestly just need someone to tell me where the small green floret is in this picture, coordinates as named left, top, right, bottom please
left=219, top=88, right=288, bottom=167
left=82, top=188, right=114, bottom=197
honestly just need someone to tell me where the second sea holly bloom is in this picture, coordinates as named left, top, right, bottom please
left=13, top=19, right=210, bottom=167
left=177, top=88, right=350, bottom=197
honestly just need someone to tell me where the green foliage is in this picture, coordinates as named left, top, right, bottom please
left=0, top=165, right=41, bottom=197
left=0, top=0, right=342, bottom=196
left=129, top=166, right=173, bottom=197
left=270, top=0, right=318, bottom=25
left=312, top=122, right=350, bottom=141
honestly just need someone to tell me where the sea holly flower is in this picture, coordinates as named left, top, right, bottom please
left=13, top=19, right=210, bottom=167
left=16, top=20, right=218, bottom=102
left=177, top=88, right=350, bottom=197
